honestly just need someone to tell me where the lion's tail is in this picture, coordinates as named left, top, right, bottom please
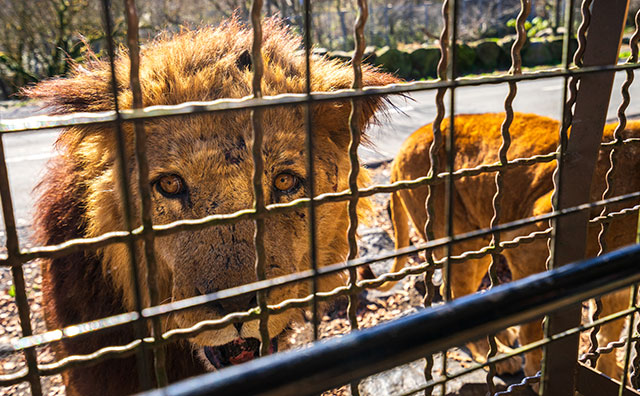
left=358, top=190, right=411, bottom=292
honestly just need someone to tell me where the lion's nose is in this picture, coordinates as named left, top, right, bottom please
left=208, top=292, right=258, bottom=318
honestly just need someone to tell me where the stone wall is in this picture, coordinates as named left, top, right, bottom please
left=325, top=36, right=579, bottom=80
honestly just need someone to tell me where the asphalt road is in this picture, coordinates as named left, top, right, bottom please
left=0, top=73, right=638, bottom=241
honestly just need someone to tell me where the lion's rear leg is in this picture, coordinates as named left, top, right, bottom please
left=593, top=288, right=629, bottom=379
left=502, top=235, right=549, bottom=378
left=446, top=242, right=523, bottom=375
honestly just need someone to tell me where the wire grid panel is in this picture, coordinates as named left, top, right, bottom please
left=0, top=0, right=639, bottom=395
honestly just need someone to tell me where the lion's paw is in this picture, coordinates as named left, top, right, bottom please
left=494, top=354, right=524, bottom=375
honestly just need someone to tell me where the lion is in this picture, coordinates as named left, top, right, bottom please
left=371, top=112, right=640, bottom=379
left=25, top=18, right=398, bottom=395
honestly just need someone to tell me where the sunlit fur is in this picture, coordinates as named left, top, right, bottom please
left=383, top=112, right=640, bottom=378
left=28, top=17, right=398, bottom=395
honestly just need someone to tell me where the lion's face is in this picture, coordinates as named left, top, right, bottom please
left=26, top=18, right=398, bottom=372
left=132, top=110, right=353, bottom=368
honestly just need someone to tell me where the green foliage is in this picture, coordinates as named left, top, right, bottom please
left=527, top=17, right=552, bottom=37
left=506, top=16, right=552, bottom=38
left=8, top=285, right=15, bottom=298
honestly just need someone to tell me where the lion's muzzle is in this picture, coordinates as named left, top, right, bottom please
left=203, top=337, right=278, bottom=369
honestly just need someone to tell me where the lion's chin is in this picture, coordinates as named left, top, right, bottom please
left=200, top=337, right=279, bottom=370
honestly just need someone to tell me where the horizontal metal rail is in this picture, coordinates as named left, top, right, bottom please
left=2, top=190, right=638, bottom=355
left=137, top=243, right=640, bottom=396
left=1, top=140, right=638, bottom=266
left=3, top=62, right=640, bottom=134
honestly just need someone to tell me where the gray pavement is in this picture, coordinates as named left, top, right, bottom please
left=363, top=73, right=640, bottom=163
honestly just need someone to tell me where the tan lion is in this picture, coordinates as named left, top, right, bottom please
left=375, top=112, right=640, bottom=378
left=26, top=18, right=398, bottom=395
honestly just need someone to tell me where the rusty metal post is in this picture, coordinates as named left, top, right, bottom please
left=541, top=0, right=630, bottom=394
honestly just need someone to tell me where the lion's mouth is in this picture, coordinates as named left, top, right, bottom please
left=203, top=337, right=278, bottom=369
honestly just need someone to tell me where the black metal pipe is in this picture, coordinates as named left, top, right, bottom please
left=139, top=243, right=640, bottom=396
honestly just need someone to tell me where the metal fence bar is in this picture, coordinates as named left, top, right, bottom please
left=620, top=285, right=640, bottom=395
left=123, top=0, right=168, bottom=387
left=442, top=0, right=458, bottom=392
left=631, top=14, right=640, bottom=379
left=345, top=1, right=369, bottom=394
left=249, top=0, right=272, bottom=358
left=541, top=0, right=585, bottom=387
left=137, top=243, right=640, bottom=396
left=10, top=142, right=640, bottom=268
left=587, top=5, right=640, bottom=371
left=0, top=125, right=42, bottom=394
left=98, top=0, right=153, bottom=390
left=3, top=292, right=635, bottom=388
left=0, top=2, right=638, bottom=392
left=485, top=1, right=530, bottom=393
left=6, top=62, right=640, bottom=135
left=0, top=139, right=636, bottom=268
left=0, top=139, right=636, bottom=267
left=2, top=191, right=638, bottom=364
left=542, top=0, right=630, bottom=394
left=302, top=0, right=320, bottom=342
left=421, top=0, right=449, bottom=391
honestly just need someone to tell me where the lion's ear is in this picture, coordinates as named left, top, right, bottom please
left=311, top=63, right=400, bottom=149
left=21, top=62, right=115, bottom=114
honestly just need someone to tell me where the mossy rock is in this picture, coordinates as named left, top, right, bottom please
left=496, top=36, right=523, bottom=69
left=327, top=50, right=351, bottom=63
left=409, top=46, right=441, bottom=79
left=522, top=41, right=553, bottom=67
left=472, top=40, right=502, bottom=71
left=374, top=47, right=412, bottom=78
left=456, top=43, right=476, bottom=74
left=326, top=46, right=377, bottom=64
left=547, top=37, right=578, bottom=64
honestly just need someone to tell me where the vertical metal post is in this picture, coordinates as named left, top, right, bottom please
left=99, top=0, right=153, bottom=390
left=346, top=2, right=369, bottom=395
left=423, top=0, right=449, bottom=392
left=554, top=0, right=562, bottom=33
left=302, top=0, right=320, bottom=342
left=442, top=0, right=458, bottom=393
left=486, top=1, right=531, bottom=392
left=249, top=0, right=271, bottom=359
left=0, top=150, right=41, bottom=395
left=123, top=0, right=168, bottom=387
left=541, top=0, right=630, bottom=394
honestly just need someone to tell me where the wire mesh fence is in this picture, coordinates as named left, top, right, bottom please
left=0, top=0, right=639, bottom=395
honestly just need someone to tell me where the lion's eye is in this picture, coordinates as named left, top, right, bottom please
left=157, top=174, right=186, bottom=197
left=274, top=173, right=299, bottom=192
